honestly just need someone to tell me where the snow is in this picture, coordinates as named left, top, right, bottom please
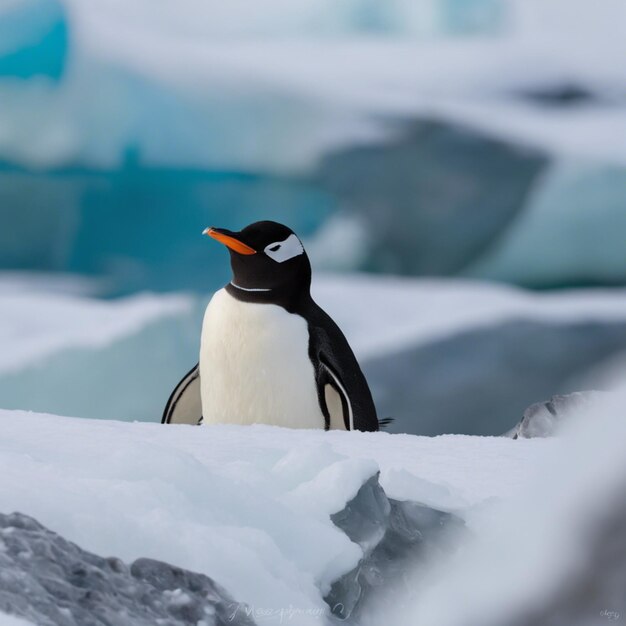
left=0, top=409, right=556, bottom=623
left=0, top=273, right=190, bottom=374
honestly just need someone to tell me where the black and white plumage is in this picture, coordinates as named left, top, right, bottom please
left=162, top=221, right=379, bottom=431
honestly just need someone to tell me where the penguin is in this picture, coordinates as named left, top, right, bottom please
left=162, top=221, right=379, bottom=431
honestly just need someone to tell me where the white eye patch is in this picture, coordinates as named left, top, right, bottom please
left=264, top=234, right=304, bottom=263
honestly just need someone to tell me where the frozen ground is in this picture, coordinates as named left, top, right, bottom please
left=2, top=388, right=625, bottom=625
left=0, top=408, right=556, bottom=625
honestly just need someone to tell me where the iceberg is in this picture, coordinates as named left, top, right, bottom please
left=0, top=166, right=335, bottom=293
left=1, top=1, right=625, bottom=291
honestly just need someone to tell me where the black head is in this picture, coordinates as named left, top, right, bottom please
left=204, top=221, right=312, bottom=303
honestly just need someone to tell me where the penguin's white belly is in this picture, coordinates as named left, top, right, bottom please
left=199, top=288, right=325, bottom=429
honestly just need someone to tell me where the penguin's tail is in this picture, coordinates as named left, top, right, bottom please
left=378, top=417, right=394, bottom=429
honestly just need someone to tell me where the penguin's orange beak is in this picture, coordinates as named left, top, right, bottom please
left=203, top=227, right=257, bottom=255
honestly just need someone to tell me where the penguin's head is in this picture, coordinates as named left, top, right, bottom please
left=203, top=221, right=311, bottom=294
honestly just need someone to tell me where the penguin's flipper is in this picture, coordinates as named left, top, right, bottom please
left=320, top=360, right=354, bottom=431
left=162, top=364, right=203, bottom=425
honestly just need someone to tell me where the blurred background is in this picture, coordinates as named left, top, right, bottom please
left=1, top=0, right=625, bottom=435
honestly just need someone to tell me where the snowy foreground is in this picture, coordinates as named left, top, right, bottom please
left=0, top=409, right=551, bottom=625
left=2, top=393, right=626, bottom=625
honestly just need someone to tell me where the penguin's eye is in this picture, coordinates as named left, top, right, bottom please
left=264, top=234, right=304, bottom=263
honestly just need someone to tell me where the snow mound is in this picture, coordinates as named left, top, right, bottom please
left=0, top=410, right=555, bottom=623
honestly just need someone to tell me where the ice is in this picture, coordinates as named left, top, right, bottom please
left=63, top=0, right=504, bottom=40
left=326, top=474, right=463, bottom=621
left=311, top=123, right=625, bottom=288
left=1, top=1, right=625, bottom=295
left=0, top=409, right=556, bottom=623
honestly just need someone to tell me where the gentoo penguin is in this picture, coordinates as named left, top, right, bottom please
left=162, top=221, right=379, bottom=431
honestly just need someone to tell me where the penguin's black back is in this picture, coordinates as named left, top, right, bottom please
left=305, top=299, right=379, bottom=431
